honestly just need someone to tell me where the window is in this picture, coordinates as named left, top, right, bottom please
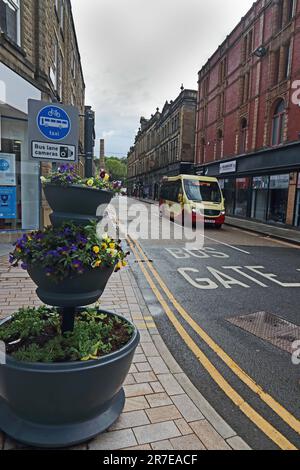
left=277, top=0, right=284, bottom=31
left=243, top=29, right=253, bottom=61
left=283, top=41, right=292, bottom=79
left=271, top=99, right=285, bottom=146
left=241, top=72, right=251, bottom=104
left=203, top=76, right=210, bottom=97
left=50, top=39, right=58, bottom=90
left=219, top=57, right=227, bottom=84
left=287, top=0, right=295, bottom=24
left=272, top=49, right=280, bottom=85
left=0, top=0, right=20, bottom=45
left=235, top=178, right=251, bottom=217
left=218, top=92, right=225, bottom=118
left=267, top=174, right=289, bottom=224
left=240, top=118, right=248, bottom=154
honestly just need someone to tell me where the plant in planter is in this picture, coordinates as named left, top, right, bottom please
left=0, top=221, right=140, bottom=448
left=41, top=164, right=122, bottom=227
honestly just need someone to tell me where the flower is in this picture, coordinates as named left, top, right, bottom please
left=100, top=170, right=106, bottom=179
left=93, top=260, right=102, bottom=268
left=93, top=246, right=100, bottom=254
left=109, top=243, right=115, bottom=250
left=102, top=233, right=109, bottom=241
left=86, top=178, right=94, bottom=187
left=104, top=174, right=110, bottom=182
left=40, top=176, right=47, bottom=184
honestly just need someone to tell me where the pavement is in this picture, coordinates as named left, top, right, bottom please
left=133, top=197, right=300, bottom=246
left=0, top=255, right=250, bottom=451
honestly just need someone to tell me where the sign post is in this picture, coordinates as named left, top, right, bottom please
left=28, top=100, right=79, bottom=163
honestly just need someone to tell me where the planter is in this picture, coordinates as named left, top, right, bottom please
left=0, top=311, right=140, bottom=448
left=28, top=265, right=115, bottom=308
left=43, top=184, right=114, bottom=227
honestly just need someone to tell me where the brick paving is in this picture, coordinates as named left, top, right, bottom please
left=0, top=256, right=251, bottom=450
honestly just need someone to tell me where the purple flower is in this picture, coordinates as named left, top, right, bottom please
left=72, top=260, right=84, bottom=274
left=21, top=263, right=28, bottom=270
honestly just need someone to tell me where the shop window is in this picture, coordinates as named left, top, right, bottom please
left=234, top=177, right=251, bottom=218
left=267, top=174, right=289, bottom=224
left=222, top=178, right=236, bottom=216
left=271, top=99, right=285, bottom=146
left=294, top=174, right=300, bottom=227
left=251, top=176, right=269, bottom=221
left=0, top=0, right=20, bottom=45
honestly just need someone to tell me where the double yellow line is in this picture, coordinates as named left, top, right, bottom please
left=128, top=235, right=299, bottom=451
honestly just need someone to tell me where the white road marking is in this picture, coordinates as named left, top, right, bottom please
left=202, top=234, right=251, bottom=255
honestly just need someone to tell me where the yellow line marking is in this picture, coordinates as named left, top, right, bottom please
left=131, top=236, right=300, bottom=437
left=128, top=237, right=298, bottom=450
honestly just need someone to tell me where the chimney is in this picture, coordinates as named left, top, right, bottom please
left=100, top=139, right=106, bottom=170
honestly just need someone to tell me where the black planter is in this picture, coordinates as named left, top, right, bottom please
left=28, top=265, right=115, bottom=307
left=0, top=312, right=140, bottom=448
left=43, top=184, right=114, bottom=227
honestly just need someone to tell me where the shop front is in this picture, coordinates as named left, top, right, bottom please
left=0, top=62, right=41, bottom=235
left=195, top=142, right=300, bottom=229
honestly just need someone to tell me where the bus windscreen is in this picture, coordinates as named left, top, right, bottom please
left=184, top=180, right=222, bottom=203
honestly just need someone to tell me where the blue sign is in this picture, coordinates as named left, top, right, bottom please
left=0, top=159, right=9, bottom=172
left=37, top=105, right=71, bottom=141
left=0, top=186, right=17, bottom=219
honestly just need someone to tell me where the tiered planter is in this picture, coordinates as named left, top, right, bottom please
left=0, top=185, right=139, bottom=448
left=44, top=184, right=114, bottom=227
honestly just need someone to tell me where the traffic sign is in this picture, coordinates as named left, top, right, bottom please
left=28, top=100, right=79, bottom=163
left=31, top=142, right=76, bottom=163
left=37, top=105, right=71, bottom=141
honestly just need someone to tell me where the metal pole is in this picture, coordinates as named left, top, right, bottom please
left=84, top=106, right=95, bottom=178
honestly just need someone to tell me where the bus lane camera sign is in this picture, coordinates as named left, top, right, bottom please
left=28, top=99, right=79, bottom=163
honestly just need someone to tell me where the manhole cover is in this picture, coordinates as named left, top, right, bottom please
left=227, top=312, right=300, bottom=354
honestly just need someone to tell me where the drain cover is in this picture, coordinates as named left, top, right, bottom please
left=227, top=312, right=300, bottom=354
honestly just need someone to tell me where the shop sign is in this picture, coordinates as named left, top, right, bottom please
left=0, top=186, right=17, bottom=219
left=220, top=161, right=237, bottom=174
left=28, top=100, right=79, bottom=163
left=0, top=154, right=16, bottom=186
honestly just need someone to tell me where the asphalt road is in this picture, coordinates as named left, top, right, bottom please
left=113, top=197, right=300, bottom=450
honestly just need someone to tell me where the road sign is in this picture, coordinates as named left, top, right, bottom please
left=32, top=142, right=76, bottom=162
left=37, top=105, right=71, bottom=141
left=28, top=99, right=79, bottom=163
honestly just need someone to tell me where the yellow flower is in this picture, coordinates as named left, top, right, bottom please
left=116, top=262, right=122, bottom=270
left=122, top=261, right=128, bottom=267
left=109, top=243, right=115, bottom=250
left=87, top=178, right=94, bottom=187
left=93, top=246, right=100, bottom=254
left=94, top=260, right=102, bottom=268
left=101, top=243, right=108, bottom=250
left=104, top=174, right=110, bottom=182
left=102, top=233, right=109, bottom=240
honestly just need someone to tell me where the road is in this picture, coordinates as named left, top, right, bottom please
left=113, top=197, right=300, bottom=450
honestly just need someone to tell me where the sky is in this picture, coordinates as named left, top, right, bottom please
left=71, top=0, right=254, bottom=159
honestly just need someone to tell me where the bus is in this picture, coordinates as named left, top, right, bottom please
left=159, top=175, right=226, bottom=229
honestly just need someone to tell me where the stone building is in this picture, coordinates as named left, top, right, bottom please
left=195, top=0, right=300, bottom=228
left=127, top=88, right=197, bottom=199
left=0, top=0, right=85, bottom=237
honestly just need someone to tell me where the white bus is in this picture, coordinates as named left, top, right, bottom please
left=39, top=117, right=69, bottom=129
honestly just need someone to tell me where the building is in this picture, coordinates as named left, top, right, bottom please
left=195, top=0, right=300, bottom=228
left=0, top=0, right=85, bottom=238
left=127, top=88, right=197, bottom=199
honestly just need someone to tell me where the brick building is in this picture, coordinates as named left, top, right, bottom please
left=0, top=0, right=85, bottom=236
left=195, top=0, right=300, bottom=228
left=127, top=88, right=197, bottom=199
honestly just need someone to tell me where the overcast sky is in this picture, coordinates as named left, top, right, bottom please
left=71, top=0, right=254, bottom=158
